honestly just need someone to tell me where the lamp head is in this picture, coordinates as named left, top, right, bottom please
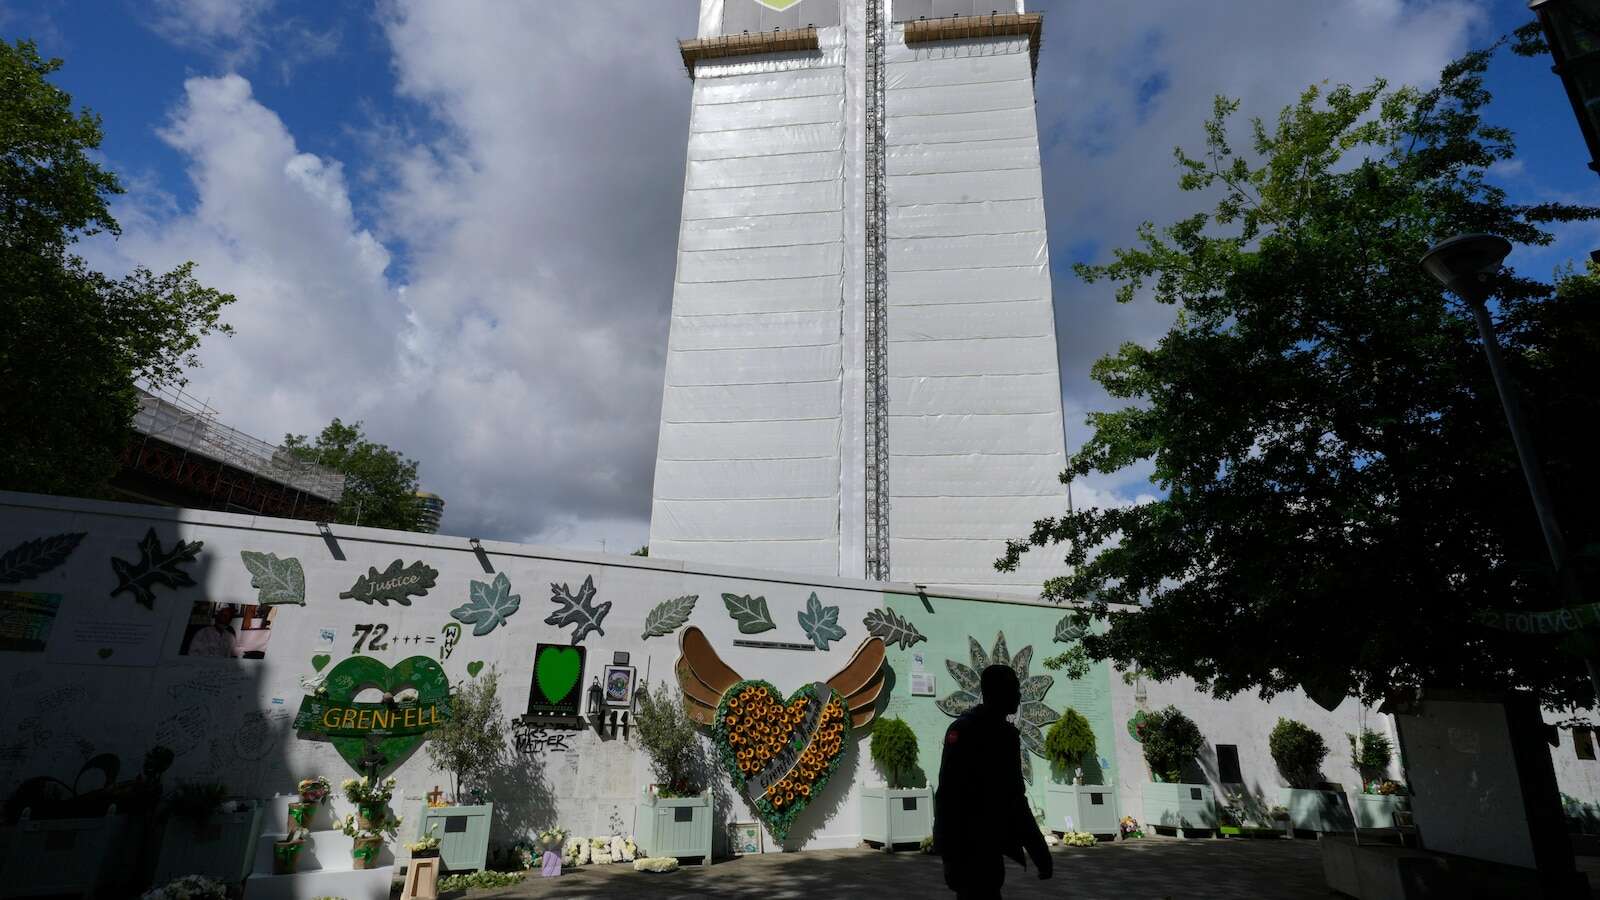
left=1420, top=233, right=1512, bottom=305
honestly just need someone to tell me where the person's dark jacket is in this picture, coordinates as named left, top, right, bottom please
left=933, top=705, right=1051, bottom=888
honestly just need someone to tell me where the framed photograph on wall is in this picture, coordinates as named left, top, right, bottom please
left=732, top=821, right=763, bottom=855
left=602, top=664, right=636, bottom=709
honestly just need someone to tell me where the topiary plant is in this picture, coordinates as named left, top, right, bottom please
left=1043, top=708, right=1096, bottom=779
left=1269, top=718, right=1328, bottom=789
left=1347, top=728, right=1392, bottom=775
left=869, top=717, right=918, bottom=789
left=1141, top=706, right=1204, bottom=784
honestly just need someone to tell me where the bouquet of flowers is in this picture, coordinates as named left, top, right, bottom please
left=633, top=857, right=679, bottom=873
left=588, top=836, right=613, bottom=866
left=339, top=812, right=402, bottom=841
left=1063, top=831, right=1097, bottom=848
left=1375, top=779, right=1407, bottom=796
left=405, top=824, right=441, bottom=854
left=1118, top=816, right=1144, bottom=839
left=140, top=875, right=227, bottom=900
left=296, top=776, right=332, bottom=804
left=537, top=827, right=568, bottom=853
left=341, top=776, right=397, bottom=804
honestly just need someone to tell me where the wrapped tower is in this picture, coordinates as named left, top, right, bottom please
left=650, top=0, right=1067, bottom=595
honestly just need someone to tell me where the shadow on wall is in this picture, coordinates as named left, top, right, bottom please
left=780, top=740, right=861, bottom=851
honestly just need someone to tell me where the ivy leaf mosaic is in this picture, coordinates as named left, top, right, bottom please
left=339, top=559, right=438, bottom=607
left=862, top=607, right=926, bottom=649
left=936, top=632, right=1058, bottom=781
left=451, top=572, right=521, bottom=636
left=642, top=594, right=697, bottom=639
left=721, top=592, right=776, bottom=634
left=796, top=593, right=846, bottom=651
left=712, top=679, right=850, bottom=843
left=110, top=528, right=204, bottom=609
left=1054, top=613, right=1087, bottom=643
left=546, top=575, right=610, bottom=645
left=0, top=532, right=86, bottom=584
left=239, top=551, right=306, bottom=606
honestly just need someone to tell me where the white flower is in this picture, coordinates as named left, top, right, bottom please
left=633, top=857, right=680, bottom=873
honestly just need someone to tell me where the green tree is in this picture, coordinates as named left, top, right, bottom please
left=0, top=40, right=234, bottom=497
left=868, top=717, right=919, bottom=788
left=282, top=418, right=423, bottom=531
left=425, top=667, right=508, bottom=803
left=999, top=47, right=1600, bottom=709
left=1268, top=719, right=1328, bottom=789
left=1140, top=706, right=1204, bottom=784
left=633, top=681, right=708, bottom=797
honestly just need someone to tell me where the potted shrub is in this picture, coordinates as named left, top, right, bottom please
left=1355, top=779, right=1411, bottom=829
left=153, top=784, right=263, bottom=885
left=632, top=681, right=713, bottom=864
left=290, top=776, right=331, bottom=831
left=860, top=717, right=933, bottom=850
left=1043, top=708, right=1118, bottom=837
left=419, top=669, right=504, bottom=873
left=406, top=823, right=442, bottom=859
left=272, top=828, right=308, bottom=875
left=1138, top=706, right=1215, bottom=836
left=341, top=812, right=399, bottom=870
left=1346, top=728, right=1409, bottom=827
left=1271, top=718, right=1352, bottom=833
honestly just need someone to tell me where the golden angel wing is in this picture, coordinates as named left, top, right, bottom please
left=675, top=625, right=743, bottom=725
left=825, top=636, right=887, bottom=728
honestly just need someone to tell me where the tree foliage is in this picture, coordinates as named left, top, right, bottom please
left=633, top=681, right=709, bottom=797
left=868, top=717, right=918, bottom=788
left=1043, top=707, right=1096, bottom=773
left=999, top=48, right=1600, bottom=708
left=283, top=418, right=423, bottom=531
left=1348, top=728, right=1393, bottom=774
left=1, top=40, right=234, bottom=497
left=1269, top=718, right=1329, bottom=790
left=1141, top=706, right=1204, bottom=784
left=425, top=667, right=508, bottom=803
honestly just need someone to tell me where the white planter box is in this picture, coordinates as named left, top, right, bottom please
left=1280, top=788, right=1354, bottom=833
left=1353, top=793, right=1411, bottom=829
left=1141, top=782, right=1216, bottom=836
left=0, top=809, right=140, bottom=898
left=242, top=795, right=394, bottom=900
left=1044, top=784, right=1119, bottom=837
left=634, top=791, right=713, bottom=863
left=860, top=787, right=933, bottom=849
left=155, top=802, right=264, bottom=885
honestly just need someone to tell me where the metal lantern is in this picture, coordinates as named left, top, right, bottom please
left=1531, top=0, right=1600, bottom=174
left=586, top=676, right=604, bottom=718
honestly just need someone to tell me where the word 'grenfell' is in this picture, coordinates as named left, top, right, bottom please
left=294, top=697, right=452, bottom=737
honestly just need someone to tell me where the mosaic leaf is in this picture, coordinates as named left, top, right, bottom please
left=1054, top=613, right=1087, bottom=643
left=642, top=594, right=697, bottom=639
left=862, top=607, right=927, bottom=650
left=0, top=532, right=86, bottom=584
left=796, top=593, right=846, bottom=651
left=722, top=592, right=776, bottom=634
left=110, top=528, right=204, bottom=609
left=990, top=633, right=1011, bottom=669
left=546, top=575, right=610, bottom=645
left=1020, top=675, right=1052, bottom=703
left=967, top=636, right=989, bottom=671
left=240, top=550, right=306, bottom=606
left=339, top=559, right=438, bottom=607
left=1009, top=645, right=1033, bottom=682
left=947, top=660, right=979, bottom=693
left=452, top=572, right=521, bottom=636
left=1020, top=700, right=1059, bottom=730
left=935, top=690, right=979, bottom=717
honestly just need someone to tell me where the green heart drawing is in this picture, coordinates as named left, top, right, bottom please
left=319, top=655, right=450, bottom=775
left=755, top=0, right=802, bottom=9
left=467, top=660, right=484, bottom=678
left=534, top=646, right=581, bottom=705
left=97, top=648, right=113, bottom=659
left=312, top=654, right=331, bottom=672
left=712, top=679, right=851, bottom=844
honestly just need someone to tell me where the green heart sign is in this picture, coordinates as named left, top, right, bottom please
left=467, top=660, right=484, bottom=678
left=312, top=654, right=331, bottom=672
left=535, top=646, right=581, bottom=705
left=293, top=655, right=451, bottom=776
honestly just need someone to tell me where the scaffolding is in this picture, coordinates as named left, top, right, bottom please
left=902, top=12, right=1043, bottom=76
left=678, top=27, right=820, bottom=75
left=127, top=384, right=345, bottom=504
left=864, top=0, right=891, bottom=582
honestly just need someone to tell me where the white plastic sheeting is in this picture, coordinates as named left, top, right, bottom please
left=650, top=23, right=850, bottom=579
left=883, top=25, right=1068, bottom=593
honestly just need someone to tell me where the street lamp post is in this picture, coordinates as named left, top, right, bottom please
left=1531, top=0, right=1600, bottom=176
left=1421, top=234, right=1600, bottom=702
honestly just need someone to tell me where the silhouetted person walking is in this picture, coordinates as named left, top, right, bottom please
left=934, top=664, right=1052, bottom=899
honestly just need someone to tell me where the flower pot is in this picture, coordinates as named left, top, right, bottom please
left=1353, top=793, right=1411, bottom=829
left=287, top=801, right=316, bottom=832
left=860, top=787, right=933, bottom=850
left=357, top=803, right=386, bottom=830
left=1045, top=784, right=1120, bottom=837
left=271, top=840, right=305, bottom=875
left=411, top=847, right=440, bottom=860
left=1280, top=788, right=1354, bottom=833
left=352, top=836, right=384, bottom=870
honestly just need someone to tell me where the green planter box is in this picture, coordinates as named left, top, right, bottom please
left=1044, top=784, right=1119, bottom=837
left=1141, top=782, right=1216, bottom=836
left=634, top=791, right=712, bottom=864
left=1281, top=788, right=1353, bottom=833
left=155, top=802, right=264, bottom=885
left=1353, top=793, right=1411, bottom=829
left=860, top=787, right=933, bottom=849
left=418, top=803, right=493, bottom=873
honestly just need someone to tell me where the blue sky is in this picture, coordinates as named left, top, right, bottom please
left=2, top=0, right=1594, bottom=551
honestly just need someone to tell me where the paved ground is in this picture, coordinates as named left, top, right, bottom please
left=456, top=837, right=1338, bottom=900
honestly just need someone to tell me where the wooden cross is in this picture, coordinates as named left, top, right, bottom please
left=427, top=785, right=445, bottom=806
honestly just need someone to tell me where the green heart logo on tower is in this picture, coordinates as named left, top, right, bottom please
left=293, top=655, right=452, bottom=775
